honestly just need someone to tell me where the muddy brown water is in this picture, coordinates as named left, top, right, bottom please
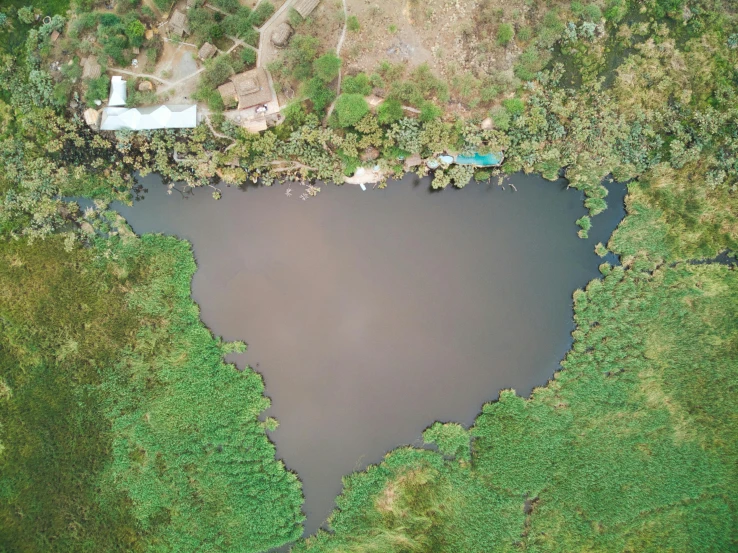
left=115, top=172, right=626, bottom=535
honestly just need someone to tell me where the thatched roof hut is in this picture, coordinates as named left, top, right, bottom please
left=271, top=22, right=293, bottom=48
left=168, top=10, right=190, bottom=37
left=198, top=42, right=217, bottom=60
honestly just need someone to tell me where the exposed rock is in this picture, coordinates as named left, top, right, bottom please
left=138, top=80, right=154, bottom=92
left=481, top=117, right=493, bottom=130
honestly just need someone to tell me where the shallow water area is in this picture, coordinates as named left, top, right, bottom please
left=115, top=172, right=625, bottom=535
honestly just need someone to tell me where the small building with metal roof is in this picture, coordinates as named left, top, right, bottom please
left=100, top=105, right=197, bottom=131
left=108, top=75, right=127, bottom=106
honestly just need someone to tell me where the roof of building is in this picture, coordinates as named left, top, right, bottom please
left=232, top=68, right=272, bottom=109
left=293, top=0, right=320, bottom=18
left=271, top=22, right=293, bottom=47
left=81, top=56, right=101, bottom=79
left=168, top=10, right=190, bottom=36
left=198, top=42, right=217, bottom=60
left=108, top=76, right=127, bottom=106
left=100, top=105, right=197, bottom=131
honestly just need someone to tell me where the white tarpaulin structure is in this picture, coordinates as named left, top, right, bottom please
left=108, top=76, right=127, bottom=106
left=100, top=105, right=197, bottom=131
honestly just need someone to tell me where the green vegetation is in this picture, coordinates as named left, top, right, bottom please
left=295, top=261, right=738, bottom=552
left=0, top=0, right=737, bottom=551
left=496, top=22, right=514, bottom=45
left=313, top=53, right=341, bottom=83
left=334, top=93, right=369, bottom=127
left=0, top=232, right=304, bottom=551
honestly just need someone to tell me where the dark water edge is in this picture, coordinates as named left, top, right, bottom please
left=114, top=172, right=626, bottom=537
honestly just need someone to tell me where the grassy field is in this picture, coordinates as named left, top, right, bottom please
left=0, top=229, right=304, bottom=552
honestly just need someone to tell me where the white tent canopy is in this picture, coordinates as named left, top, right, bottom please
left=108, top=75, right=127, bottom=106
left=100, top=105, right=197, bottom=131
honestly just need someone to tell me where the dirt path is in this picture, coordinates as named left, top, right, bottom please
left=108, top=68, right=171, bottom=84
left=156, top=38, right=247, bottom=94
left=257, top=0, right=297, bottom=67
left=324, top=0, right=348, bottom=122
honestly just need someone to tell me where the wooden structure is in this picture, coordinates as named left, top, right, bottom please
left=231, top=68, right=272, bottom=109
left=168, top=10, right=190, bottom=37
left=293, top=0, right=320, bottom=18
left=198, top=42, right=217, bottom=60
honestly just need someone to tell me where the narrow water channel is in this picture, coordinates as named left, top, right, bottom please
left=115, top=172, right=626, bottom=534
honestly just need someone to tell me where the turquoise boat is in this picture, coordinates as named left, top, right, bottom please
left=455, top=151, right=504, bottom=167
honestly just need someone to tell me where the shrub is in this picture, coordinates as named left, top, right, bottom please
left=313, top=53, right=341, bottom=82
left=576, top=215, right=592, bottom=231
left=85, top=75, right=110, bottom=106
left=514, top=46, right=547, bottom=81
left=193, top=86, right=226, bottom=111
left=304, top=77, right=336, bottom=114
left=249, top=1, right=275, bottom=27
left=240, top=47, right=257, bottom=67
left=125, top=19, right=146, bottom=47
left=585, top=197, right=607, bottom=216
left=17, top=6, right=35, bottom=25
left=211, top=0, right=240, bottom=14
left=502, top=97, right=524, bottom=116
left=288, top=8, right=303, bottom=27
left=652, top=0, right=684, bottom=18
left=342, top=73, right=372, bottom=95
left=99, top=13, right=121, bottom=26
left=419, top=101, right=442, bottom=122
left=347, top=15, right=360, bottom=32
left=377, top=98, right=403, bottom=124
left=491, top=107, right=511, bottom=130
left=335, top=93, right=369, bottom=127
left=201, top=55, right=233, bottom=88
left=583, top=4, right=602, bottom=21
left=241, top=27, right=259, bottom=46
left=604, top=0, right=627, bottom=22
left=423, top=422, right=470, bottom=461
left=474, top=170, right=492, bottom=182
left=517, top=25, right=533, bottom=42
left=282, top=34, right=320, bottom=81
left=497, top=23, right=514, bottom=46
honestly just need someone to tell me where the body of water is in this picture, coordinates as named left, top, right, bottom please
left=115, top=172, right=625, bottom=534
